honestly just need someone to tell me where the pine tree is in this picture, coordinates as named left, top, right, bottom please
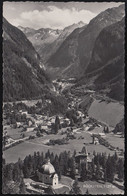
left=70, top=179, right=82, bottom=195
left=54, top=155, right=61, bottom=180
left=73, top=150, right=76, bottom=157
left=54, top=116, right=60, bottom=134
left=19, top=178, right=26, bottom=194
left=91, top=159, right=95, bottom=174
left=86, top=189, right=90, bottom=195
left=106, top=155, right=115, bottom=182
left=59, top=153, right=65, bottom=175
left=70, top=118, right=74, bottom=127
left=13, top=163, right=21, bottom=182
left=104, top=168, right=107, bottom=182
left=103, top=126, right=106, bottom=133
left=95, top=161, right=101, bottom=181
left=80, top=162, right=87, bottom=181
left=70, top=157, right=76, bottom=179
left=45, top=150, right=51, bottom=159
left=50, top=152, right=55, bottom=163
left=6, top=163, right=14, bottom=181
left=117, top=158, right=124, bottom=180
left=81, top=146, right=87, bottom=154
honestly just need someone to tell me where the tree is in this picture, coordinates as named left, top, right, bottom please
left=73, top=150, right=76, bottom=157
left=95, top=161, right=101, bottom=181
left=54, top=155, right=61, bottom=180
left=80, top=162, right=88, bottom=181
left=86, top=189, right=90, bottom=195
left=59, top=153, right=65, bottom=175
left=70, top=179, right=82, bottom=195
left=36, top=130, right=41, bottom=137
left=19, top=178, right=26, bottom=194
left=54, top=116, right=60, bottom=134
left=105, top=126, right=109, bottom=133
left=106, top=155, right=115, bottom=182
left=81, top=146, right=87, bottom=154
left=104, top=168, right=107, bottom=182
left=6, top=163, right=14, bottom=181
left=117, top=158, right=124, bottom=180
left=70, top=157, right=76, bottom=179
left=70, top=118, right=74, bottom=127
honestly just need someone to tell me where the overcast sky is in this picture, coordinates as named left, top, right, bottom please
left=3, top=2, right=124, bottom=30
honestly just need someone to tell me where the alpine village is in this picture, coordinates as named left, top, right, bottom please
left=2, top=2, right=125, bottom=195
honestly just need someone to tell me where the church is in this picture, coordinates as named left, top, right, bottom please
left=37, top=158, right=58, bottom=186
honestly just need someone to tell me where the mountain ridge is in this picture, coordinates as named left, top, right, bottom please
left=18, top=21, right=86, bottom=62
left=3, top=17, right=51, bottom=101
left=46, top=4, right=125, bottom=79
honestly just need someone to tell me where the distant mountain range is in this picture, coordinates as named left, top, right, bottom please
left=78, top=16, right=125, bottom=101
left=18, top=21, right=86, bottom=62
left=46, top=4, right=125, bottom=79
left=3, top=4, right=125, bottom=102
left=3, top=18, right=51, bottom=101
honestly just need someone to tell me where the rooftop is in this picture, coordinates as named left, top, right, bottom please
left=40, top=158, right=56, bottom=175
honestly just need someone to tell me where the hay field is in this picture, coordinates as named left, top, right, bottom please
left=88, top=100, right=124, bottom=127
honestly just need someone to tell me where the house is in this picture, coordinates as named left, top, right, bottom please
left=64, top=118, right=70, bottom=126
left=28, top=120, right=33, bottom=127
left=98, top=133, right=105, bottom=137
left=75, top=147, right=93, bottom=170
left=16, top=122, right=22, bottom=128
left=19, top=110, right=28, bottom=115
left=41, top=125, right=48, bottom=130
left=37, top=158, right=58, bottom=186
left=26, top=127, right=35, bottom=132
left=93, top=137, right=99, bottom=145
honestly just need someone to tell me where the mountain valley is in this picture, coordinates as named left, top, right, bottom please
left=2, top=3, right=125, bottom=195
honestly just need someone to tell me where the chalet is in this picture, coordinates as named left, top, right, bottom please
left=64, top=118, right=70, bottom=125
left=41, top=125, right=47, bottom=129
left=28, top=120, right=33, bottom=127
left=26, top=127, right=35, bottom=132
left=93, top=137, right=99, bottom=145
left=19, top=110, right=28, bottom=115
left=4, top=136, right=14, bottom=145
left=98, top=133, right=105, bottom=137
left=16, top=122, right=22, bottom=128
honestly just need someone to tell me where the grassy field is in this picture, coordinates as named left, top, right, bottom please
left=3, top=126, right=23, bottom=140
left=3, top=125, right=36, bottom=140
left=3, top=99, right=42, bottom=107
left=60, top=176, right=124, bottom=194
left=4, top=127, right=119, bottom=163
left=88, top=100, right=124, bottom=127
left=105, top=133, right=124, bottom=149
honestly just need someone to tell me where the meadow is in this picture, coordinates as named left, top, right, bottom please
left=88, top=100, right=124, bottom=127
left=4, top=129, right=119, bottom=163
left=60, top=176, right=124, bottom=195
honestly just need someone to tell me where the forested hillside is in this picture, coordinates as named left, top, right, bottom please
left=3, top=18, right=51, bottom=101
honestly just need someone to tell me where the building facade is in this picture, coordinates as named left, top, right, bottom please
left=37, top=158, right=58, bottom=186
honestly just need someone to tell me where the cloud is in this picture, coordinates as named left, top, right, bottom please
left=11, top=6, right=96, bottom=29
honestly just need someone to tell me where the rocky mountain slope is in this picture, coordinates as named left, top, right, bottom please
left=46, top=26, right=86, bottom=78
left=46, top=4, right=125, bottom=79
left=40, top=21, right=86, bottom=62
left=113, top=118, right=124, bottom=133
left=3, top=18, right=51, bottom=101
left=79, top=17, right=125, bottom=101
left=19, top=21, right=85, bottom=62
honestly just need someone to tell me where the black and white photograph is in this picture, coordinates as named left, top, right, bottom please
left=2, top=1, right=125, bottom=194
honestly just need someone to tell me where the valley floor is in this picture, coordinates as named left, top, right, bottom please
left=4, top=125, right=124, bottom=163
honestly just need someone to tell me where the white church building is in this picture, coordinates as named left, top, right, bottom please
left=37, top=158, right=58, bottom=186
